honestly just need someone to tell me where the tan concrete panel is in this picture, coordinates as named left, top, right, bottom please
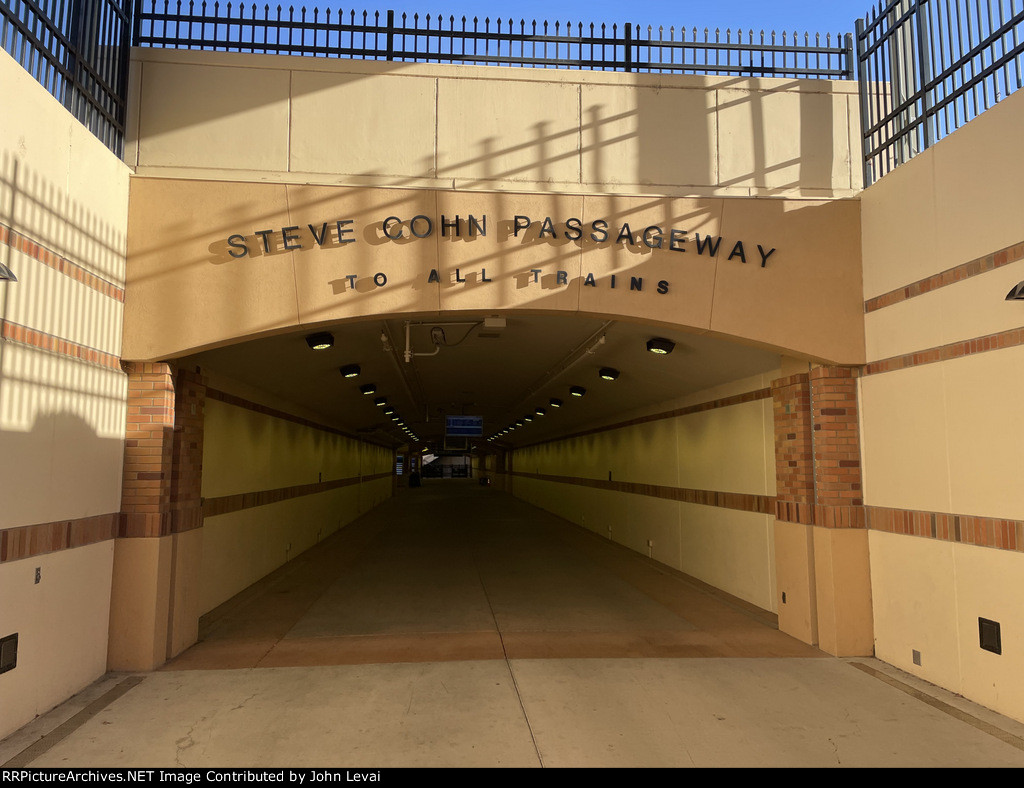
left=868, top=531, right=961, bottom=691
left=123, top=178, right=300, bottom=360
left=0, top=51, right=129, bottom=282
left=717, top=88, right=849, bottom=192
left=866, top=259, right=1024, bottom=363
left=774, top=520, right=817, bottom=645
left=932, top=89, right=1024, bottom=270
left=580, top=83, right=716, bottom=187
left=864, top=290, right=948, bottom=362
left=436, top=192, right=584, bottom=313
left=953, top=543, right=1024, bottom=723
left=66, top=116, right=131, bottom=282
left=860, top=150, right=939, bottom=299
left=812, top=527, right=873, bottom=657
left=287, top=185, right=441, bottom=324
left=436, top=78, right=580, bottom=184
left=290, top=71, right=436, bottom=179
left=625, top=498, right=683, bottom=572
left=0, top=348, right=126, bottom=529
left=0, top=543, right=114, bottom=741
left=710, top=198, right=864, bottom=364
left=169, top=528, right=203, bottom=659
left=108, top=536, right=173, bottom=671
left=137, top=62, right=290, bottom=172
left=675, top=401, right=773, bottom=495
left=942, top=348, right=1024, bottom=521
left=577, top=195, right=719, bottom=330
left=613, top=418, right=680, bottom=488
left=678, top=505, right=775, bottom=611
left=860, top=366, right=952, bottom=512
left=4, top=251, right=123, bottom=356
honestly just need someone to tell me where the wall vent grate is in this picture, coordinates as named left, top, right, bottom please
left=979, top=618, right=1002, bottom=655
left=0, top=633, right=18, bottom=674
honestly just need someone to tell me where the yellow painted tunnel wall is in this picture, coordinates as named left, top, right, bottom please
left=510, top=372, right=778, bottom=612
left=200, top=378, right=393, bottom=615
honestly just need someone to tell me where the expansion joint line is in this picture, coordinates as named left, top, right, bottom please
left=473, top=556, right=545, bottom=768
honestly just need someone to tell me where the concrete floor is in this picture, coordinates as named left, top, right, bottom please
left=4, top=481, right=1024, bottom=767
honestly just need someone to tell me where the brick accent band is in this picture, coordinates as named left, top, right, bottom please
left=864, top=239, right=1024, bottom=313
left=203, top=471, right=394, bottom=517
left=206, top=388, right=391, bottom=448
left=516, top=388, right=772, bottom=449
left=863, top=326, right=1024, bottom=376
left=510, top=471, right=774, bottom=514
left=0, top=513, right=119, bottom=564
left=0, top=223, right=125, bottom=302
left=1, top=320, right=122, bottom=371
left=867, top=506, right=1022, bottom=552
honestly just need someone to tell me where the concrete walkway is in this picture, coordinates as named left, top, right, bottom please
left=4, top=481, right=1024, bottom=767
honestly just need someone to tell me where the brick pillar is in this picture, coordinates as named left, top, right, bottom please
left=110, top=363, right=206, bottom=670
left=121, top=362, right=175, bottom=538
left=772, top=366, right=873, bottom=657
left=807, top=366, right=872, bottom=656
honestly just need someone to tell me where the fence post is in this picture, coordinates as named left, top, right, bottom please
left=843, top=31, right=855, bottom=80
left=914, top=0, right=934, bottom=149
left=624, top=21, right=632, bottom=71
left=386, top=9, right=394, bottom=61
left=854, top=19, right=872, bottom=187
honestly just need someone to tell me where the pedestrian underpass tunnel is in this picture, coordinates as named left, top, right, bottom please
left=5, top=2, right=1024, bottom=746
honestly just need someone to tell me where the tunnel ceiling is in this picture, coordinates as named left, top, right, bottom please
left=179, top=314, right=783, bottom=450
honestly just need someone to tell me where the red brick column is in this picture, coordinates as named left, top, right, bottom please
left=772, top=373, right=815, bottom=526
left=112, top=363, right=206, bottom=669
left=121, top=362, right=175, bottom=537
left=170, top=368, right=206, bottom=534
left=772, top=366, right=872, bottom=656
left=809, top=366, right=865, bottom=528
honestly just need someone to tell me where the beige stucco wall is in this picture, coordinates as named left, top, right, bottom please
left=126, top=49, right=862, bottom=200
left=200, top=377, right=392, bottom=614
left=859, top=87, right=1024, bottom=722
left=0, top=49, right=130, bottom=739
left=123, top=179, right=864, bottom=365
left=511, top=371, right=777, bottom=611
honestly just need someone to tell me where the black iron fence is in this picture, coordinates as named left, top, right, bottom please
left=133, top=2, right=855, bottom=79
left=857, top=0, right=1024, bottom=185
left=0, top=0, right=132, bottom=156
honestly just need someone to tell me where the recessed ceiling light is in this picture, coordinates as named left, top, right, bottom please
left=305, top=332, right=334, bottom=351
left=549, top=398, right=563, bottom=408
left=535, top=407, right=546, bottom=416
left=524, top=415, right=533, bottom=422
left=360, top=383, right=377, bottom=395
left=340, top=364, right=361, bottom=378
left=599, top=367, right=620, bottom=380
left=646, top=338, right=675, bottom=355
left=570, top=386, right=586, bottom=397
left=374, top=397, right=387, bottom=407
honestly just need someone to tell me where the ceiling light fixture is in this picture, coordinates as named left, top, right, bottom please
left=339, top=364, right=361, bottom=378
left=549, top=398, right=563, bottom=408
left=646, top=338, right=675, bottom=355
left=305, top=332, right=334, bottom=351
left=599, top=367, right=620, bottom=381
left=535, top=407, right=546, bottom=416
left=523, top=415, right=533, bottom=422
left=374, top=397, right=387, bottom=407
left=360, top=383, right=377, bottom=395
left=570, top=386, right=586, bottom=397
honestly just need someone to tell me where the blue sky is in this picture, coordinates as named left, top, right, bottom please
left=316, top=1, right=876, bottom=38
